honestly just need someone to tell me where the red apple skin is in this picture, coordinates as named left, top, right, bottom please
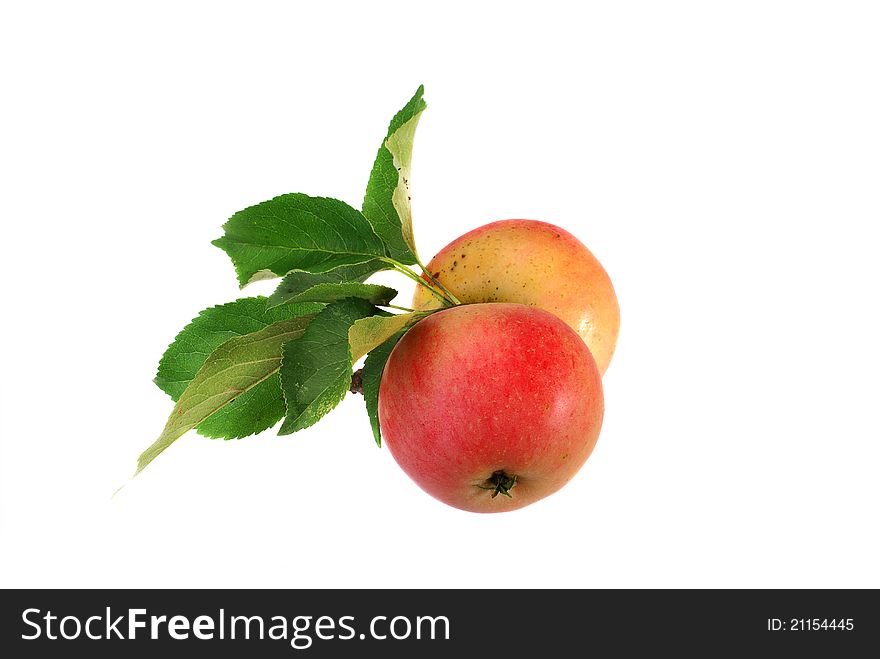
left=378, top=303, right=604, bottom=513
left=412, top=219, right=620, bottom=375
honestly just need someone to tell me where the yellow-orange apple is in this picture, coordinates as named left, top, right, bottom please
left=413, top=220, right=620, bottom=374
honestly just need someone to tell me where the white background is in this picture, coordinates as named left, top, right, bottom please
left=1, top=1, right=878, bottom=588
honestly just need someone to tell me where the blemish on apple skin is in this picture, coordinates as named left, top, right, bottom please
left=561, top=453, right=568, bottom=460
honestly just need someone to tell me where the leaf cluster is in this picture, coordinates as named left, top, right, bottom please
left=135, top=86, right=449, bottom=475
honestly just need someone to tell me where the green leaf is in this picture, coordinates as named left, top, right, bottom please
left=269, top=276, right=397, bottom=309
left=266, top=261, right=387, bottom=305
left=155, top=297, right=320, bottom=398
left=279, top=298, right=381, bottom=434
left=362, top=332, right=404, bottom=447
left=362, top=85, right=426, bottom=264
left=136, top=315, right=316, bottom=475
left=213, top=194, right=388, bottom=286
left=272, top=282, right=397, bottom=307
left=155, top=297, right=323, bottom=439
left=348, top=311, right=428, bottom=363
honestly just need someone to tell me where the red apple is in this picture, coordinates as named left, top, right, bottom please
left=413, top=219, right=620, bottom=375
left=378, top=303, right=604, bottom=513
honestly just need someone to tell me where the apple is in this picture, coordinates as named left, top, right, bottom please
left=378, top=303, right=604, bottom=513
left=412, top=219, right=620, bottom=375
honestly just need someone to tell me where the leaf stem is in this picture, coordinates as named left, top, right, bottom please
left=382, top=304, right=417, bottom=313
left=416, top=257, right=461, bottom=305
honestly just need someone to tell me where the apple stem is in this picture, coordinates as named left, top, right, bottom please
left=415, top=256, right=462, bottom=305
left=476, top=470, right=518, bottom=498
left=382, top=258, right=455, bottom=307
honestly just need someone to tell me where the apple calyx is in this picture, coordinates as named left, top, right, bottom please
left=476, top=470, right=518, bottom=498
